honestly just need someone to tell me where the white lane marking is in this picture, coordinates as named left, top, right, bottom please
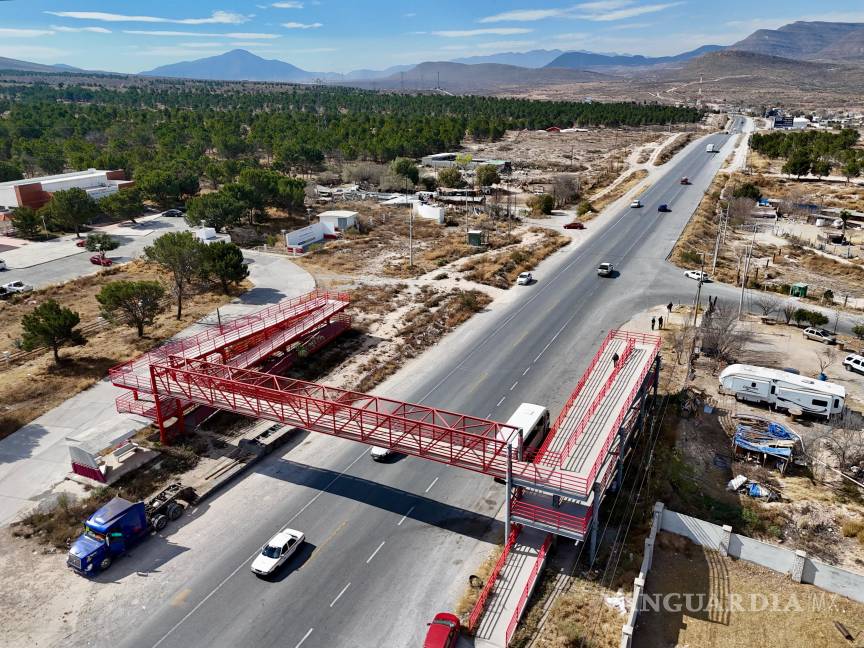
left=397, top=506, right=415, bottom=526
left=150, top=449, right=368, bottom=648
left=295, top=628, right=314, bottom=648
left=496, top=396, right=506, bottom=407
left=510, top=381, right=518, bottom=391
left=550, top=321, right=568, bottom=344
left=366, top=541, right=386, bottom=564
left=522, top=366, right=531, bottom=376
left=485, top=411, right=493, bottom=419
left=425, top=477, right=439, bottom=493
left=330, top=583, right=351, bottom=608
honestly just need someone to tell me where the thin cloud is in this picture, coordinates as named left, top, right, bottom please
left=272, top=1, right=304, bottom=7
left=0, top=28, right=55, bottom=38
left=123, top=30, right=279, bottom=39
left=476, top=40, right=536, bottom=50
left=51, top=25, right=112, bottom=34
left=578, top=2, right=684, bottom=22
left=282, top=22, right=323, bottom=29
left=45, top=10, right=250, bottom=25
left=432, top=28, right=533, bottom=38
left=479, top=8, right=571, bottom=23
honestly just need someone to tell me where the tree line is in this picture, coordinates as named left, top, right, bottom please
left=0, top=82, right=701, bottom=184
left=750, top=129, right=862, bottom=180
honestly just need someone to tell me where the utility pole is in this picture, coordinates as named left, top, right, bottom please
left=692, top=253, right=706, bottom=327
left=465, top=195, right=469, bottom=243
left=737, top=225, right=757, bottom=320
left=406, top=178, right=414, bottom=269
left=711, top=204, right=727, bottom=273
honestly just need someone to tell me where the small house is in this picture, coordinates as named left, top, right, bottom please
left=317, top=210, right=358, bottom=237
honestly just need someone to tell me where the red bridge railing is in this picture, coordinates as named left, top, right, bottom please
left=505, top=533, right=553, bottom=644
left=467, top=524, right=522, bottom=633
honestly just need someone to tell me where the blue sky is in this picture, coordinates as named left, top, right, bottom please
left=2, top=0, right=864, bottom=73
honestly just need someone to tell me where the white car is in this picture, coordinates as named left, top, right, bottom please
left=2, top=280, right=33, bottom=293
left=251, top=529, right=305, bottom=576
left=684, top=270, right=711, bottom=282
left=629, top=199, right=642, bottom=208
left=370, top=446, right=393, bottom=461
left=516, top=272, right=533, bottom=285
left=843, top=353, right=864, bottom=375
left=597, top=262, right=614, bottom=277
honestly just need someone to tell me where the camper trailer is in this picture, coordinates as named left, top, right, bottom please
left=719, top=364, right=845, bottom=418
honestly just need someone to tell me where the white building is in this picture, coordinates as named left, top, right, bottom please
left=0, top=168, right=133, bottom=211
left=317, top=210, right=358, bottom=236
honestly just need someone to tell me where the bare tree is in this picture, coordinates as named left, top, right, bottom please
left=780, top=185, right=813, bottom=221
left=727, top=197, right=755, bottom=227
left=782, top=303, right=796, bottom=325
left=672, top=323, right=695, bottom=365
left=823, top=412, right=864, bottom=471
left=752, top=292, right=780, bottom=317
left=699, top=302, right=748, bottom=373
left=551, top=175, right=580, bottom=208
left=815, top=348, right=837, bottom=374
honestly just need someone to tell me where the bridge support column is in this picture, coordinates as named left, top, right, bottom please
left=149, top=365, right=169, bottom=446
left=589, top=483, right=601, bottom=563
left=505, top=444, right=512, bottom=543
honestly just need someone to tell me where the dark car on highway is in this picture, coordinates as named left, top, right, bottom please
left=658, top=204, right=671, bottom=212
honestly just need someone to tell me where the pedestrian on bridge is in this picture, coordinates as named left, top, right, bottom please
left=651, top=316, right=656, bottom=330
left=612, top=352, right=619, bottom=366
left=658, top=316, right=664, bottom=329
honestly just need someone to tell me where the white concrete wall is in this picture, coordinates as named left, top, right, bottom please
left=42, top=172, right=108, bottom=192
left=0, top=186, right=18, bottom=208
left=659, top=508, right=864, bottom=604
left=413, top=202, right=445, bottom=223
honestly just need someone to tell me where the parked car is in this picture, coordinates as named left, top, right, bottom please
left=2, top=280, right=33, bottom=293
left=250, top=529, right=305, bottom=576
left=369, top=446, right=393, bottom=462
left=803, top=327, right=837, bottom=345
left=684, top=270, right=710, bottom=282
left=423, top=612, right=461, bottom=648
left=680, top=177, right=691, bottom=185
left=162, top=209, right=183, bottom=217
left=629, top=199, right=642, bottom=209
left=0, top=259, right=6, bottom=271
left=517, top=272, right=533, bottom=285
left=90, top=255, right=113, bottom=266
left=843, top=353, right=864, bottom=375
left=658, top=204, right=671, bottom=213
left=563, top=221, right=585, bottom=230
left=597, top=262, right=614, bottom=277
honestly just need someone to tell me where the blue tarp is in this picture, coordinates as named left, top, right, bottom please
left=734, top=421, right=798, bottom=460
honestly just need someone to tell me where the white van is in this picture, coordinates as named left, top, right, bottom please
left=498, top=402, right=550, bottom=461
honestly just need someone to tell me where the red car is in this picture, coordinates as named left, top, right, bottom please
left=90, top=255, right=113, bottom=266
left=563, top=221, right=585, bottom=230
left=423, top=612, right=460, bottom=648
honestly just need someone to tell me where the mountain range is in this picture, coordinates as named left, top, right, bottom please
left=2, top=21, right=864, bottom=93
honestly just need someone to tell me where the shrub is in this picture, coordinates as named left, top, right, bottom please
left=576, top=200, right=594, bottom=216
left=526, top=193, right=554, bottom=216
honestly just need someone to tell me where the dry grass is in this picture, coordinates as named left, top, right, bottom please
left=637, top=532, right=864, bottom=648
left=456, top=544, right=504, bottom=623
left=670, top=172, right=729, bottom=269
left=354, top=288, right=491, bottom=392
left=841, top=517, right=864, bottom=545
left=591, top=169, right=649, bottom=213
left=0, top=260, right=247, bottom=439
left=527, top=578, right=625, bottom=648
left=654, top=132, right=696, bottom=166
left=461, top=228, right=570, bottom=289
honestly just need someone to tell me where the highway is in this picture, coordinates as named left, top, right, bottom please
left=81, top=121, right=743, bottom=648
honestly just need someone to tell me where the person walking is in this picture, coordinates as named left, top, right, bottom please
left=612, top=352, right=619, bottom=366
left=658, top=316, right=664, bottom=329
left=651, top=316, right=656, bottom=330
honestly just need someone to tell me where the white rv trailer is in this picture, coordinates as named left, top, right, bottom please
left=719, top=364, right=845, bottom=418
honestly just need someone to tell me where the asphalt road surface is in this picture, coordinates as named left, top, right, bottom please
left=82, top=119, right=774, bottom=648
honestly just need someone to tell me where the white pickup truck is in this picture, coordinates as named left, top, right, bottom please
left=706, top=143, right=717, bottom=153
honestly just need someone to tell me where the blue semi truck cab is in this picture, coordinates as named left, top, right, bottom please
left=68, top=484, right=196, bottom=575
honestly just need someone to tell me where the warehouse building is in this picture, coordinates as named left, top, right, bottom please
left=0, top=168, right=133, bottom=211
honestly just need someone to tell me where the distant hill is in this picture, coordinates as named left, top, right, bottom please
left=141, top=49, right=317, bottom=82
left=341, top=64, right=414, bottom=81
left=546, top=45, right=723, bottom=70
left=0, top=56, right=71, bottom=73
left=730, top=21, right=864, bottom=62
left=358, top=61, right=607, bottom=93
left=452, top=49, right=564, bottom=68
